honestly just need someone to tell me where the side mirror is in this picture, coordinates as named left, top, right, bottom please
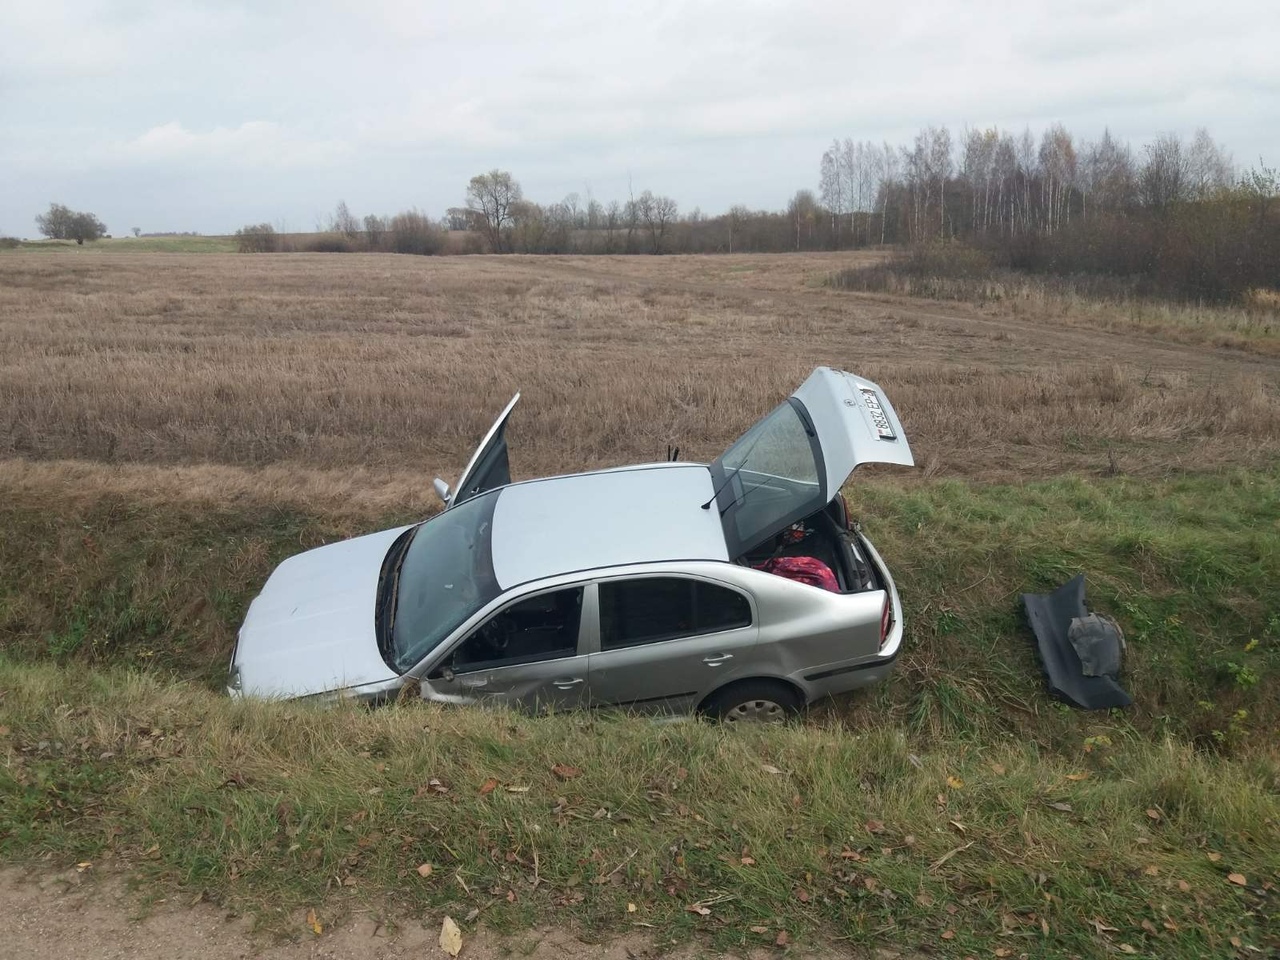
left=432, top=478, right=451, bottom=505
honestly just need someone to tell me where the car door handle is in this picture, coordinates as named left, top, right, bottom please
left=702, top=654, right=734, bottom=666
left=458, top=676, right=488, bottom=689
left=553, top=678, right=584, bottom=689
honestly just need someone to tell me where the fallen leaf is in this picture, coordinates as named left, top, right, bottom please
left=506, top=785, right=530, bottom=794
left=946, top=775, right=964, bottom=789
left=775, top=931, right=790, bottom=947
left=627, top=903, right=637, bottom=913
left=1089, top=918, right=1119, bottom=934
left=551, top=764, right=581, bottom=780
left=1141, top=919, right=1158, bottom=935
left=75, top=862, right=92, bottom=872
left=1163, top=919, right=1179, bottom=932
left=425, top=778, right=448, bottom=795
left=1066, top=771, right=1090, bottom=781
left=995, top=949, right=1013, bottom=958
left=1230, top=936, right=1242, bottom=948
left=1118, top=945, right=1137, bottom=955
left=417, top=863, right=434, bottom=878
left=1177, top=880, right=1191, bottom=892
left=1207, top=852, right=1222, bottom=862
left=1145, top=808, right=1161, bottom=822
left=1143, top=865, right=1159, bottom=876
left=740, top=856, right=756, bottom=866
left=1047, top=801, right=1073, bottom=813
left=306, top=908, right=323, bottom=936
left=949, top=820, right=967, bottom=834
left=686, top=904, right=711, bottom=916
left=478, top=778, right=498, bottom=796
left=941, top=929, right=956, bottom=941
left=0, top=726, right=10, bottom=736
left=990, top=762, right=1006, bottom=775
left=761, top=764, right=783, bottom=775
left=1227, top=873, right=1247, bottom=886
left=1041, top=917, right=1050, bottom=935
left=749, top=925, right=770, bottom=934
left=865, top=820, right=885, bottom=834
left=439, top=916, right=462, bottom=957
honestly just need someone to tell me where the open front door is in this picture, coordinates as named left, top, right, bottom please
left=444, top=393, right=520, bottom=509
left=710, top=368, right=912, bottom=558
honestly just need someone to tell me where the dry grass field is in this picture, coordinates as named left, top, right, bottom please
left=1, top=251, right=1278, bottom=511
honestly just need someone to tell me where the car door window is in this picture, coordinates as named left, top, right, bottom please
left=449, top=587, right=583, bottom=673
left=599, top=578, right=751, bottom=650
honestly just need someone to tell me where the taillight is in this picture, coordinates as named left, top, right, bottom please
left=880, top=596, right=892, bottom=648
left=836, top=492, right=853, bottom=530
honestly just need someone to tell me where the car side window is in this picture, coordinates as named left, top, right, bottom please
left=449, top=587, right=583, bottom=673
left=599, top=578, right=752, bottom=651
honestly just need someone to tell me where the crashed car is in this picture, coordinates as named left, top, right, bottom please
left=228, top=368, right=915, bottom=721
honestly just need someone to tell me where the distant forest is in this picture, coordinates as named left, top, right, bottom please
left=235, top=123, right=1278, bottom=303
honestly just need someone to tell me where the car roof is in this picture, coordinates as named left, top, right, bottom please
left=489, top=463, right=730, bottom=589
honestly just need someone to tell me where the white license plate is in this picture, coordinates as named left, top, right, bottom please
left=860, top=389, right=896, bottom=439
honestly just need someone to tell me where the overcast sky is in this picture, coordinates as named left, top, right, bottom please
left=2, top=0, right=1277, bottom=236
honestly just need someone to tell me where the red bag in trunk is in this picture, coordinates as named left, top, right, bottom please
left=753, top=556, right=839, bottom=593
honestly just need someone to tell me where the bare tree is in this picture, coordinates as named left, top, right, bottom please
left=1187, top=128, right=1234, bottom=199
left=602, top=200, right=621, bottom=253
left=727, top=204, right=750, bottom=253
left=466, top=170, right=523, bottom=252
left=36, top=203, right=107, bottom=244
left=787, top=190, right=818, bottom=250
left=363, top=214, right=386, bottom=250
left=1139, top=134, right=1191, bottom=213
left=330, top=200, right=360, bottom=240
left=637, top=191, right=677, bottom=253
left=819, top=141, right=846, bottom=247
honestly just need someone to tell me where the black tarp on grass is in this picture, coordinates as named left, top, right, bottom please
left=1021, top=574, right=1132, bottom=710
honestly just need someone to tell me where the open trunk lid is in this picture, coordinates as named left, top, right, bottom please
left=710, top=368, right=913, bottom=558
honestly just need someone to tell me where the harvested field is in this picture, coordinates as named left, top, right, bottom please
left=2, top=252, right=1278, bottom=487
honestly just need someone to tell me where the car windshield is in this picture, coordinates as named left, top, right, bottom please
left=388, top=490, right=501, bottom=672
left=712, top=400, right=824, bottom=558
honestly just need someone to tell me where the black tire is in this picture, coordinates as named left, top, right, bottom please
left=701, top=680, right=802, bottom=724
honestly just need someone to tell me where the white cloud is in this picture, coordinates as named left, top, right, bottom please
left=1, top=0, right=1277, bottom=234
left=108, top=121, right=350, bottom=168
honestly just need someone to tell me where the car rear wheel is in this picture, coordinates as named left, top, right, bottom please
left=702, top=680, right=802, bottom=724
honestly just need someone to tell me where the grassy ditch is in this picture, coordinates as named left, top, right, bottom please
left=1, top=660, right=1276, bottom=956
left=1, top=469, right=1275, bottom=752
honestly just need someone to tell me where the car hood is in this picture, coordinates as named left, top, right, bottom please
left=233, top=524, right=413, bottom=698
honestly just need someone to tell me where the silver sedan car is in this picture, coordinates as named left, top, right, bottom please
left=228, top=368, right=915, bottom=721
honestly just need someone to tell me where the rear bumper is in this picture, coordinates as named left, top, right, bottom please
left=798, top=532, right=904, bottom=701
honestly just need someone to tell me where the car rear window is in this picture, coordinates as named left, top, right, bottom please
left=599, top=578, right=751, bottom=650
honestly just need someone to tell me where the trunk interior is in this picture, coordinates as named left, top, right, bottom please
left=737, top=500, right=884, bottom=595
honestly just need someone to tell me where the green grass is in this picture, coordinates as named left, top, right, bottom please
left=0, top=236, right=237, bottom=253
left=3, top=470, right=1275, bottom=752
left=1, top=660, right=1276, bottom=956
left=1, top=469, right=1278, bottom=953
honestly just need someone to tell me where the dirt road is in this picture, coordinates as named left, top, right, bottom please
left=0, top=868, right=903, bottom=960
